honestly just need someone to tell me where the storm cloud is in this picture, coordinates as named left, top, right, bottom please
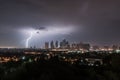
left=0, top=0, right=120, bottom=47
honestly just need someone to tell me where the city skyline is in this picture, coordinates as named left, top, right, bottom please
left=43, top=39, right=120, bottom=51
left=0, top=0, right=120, bottom=48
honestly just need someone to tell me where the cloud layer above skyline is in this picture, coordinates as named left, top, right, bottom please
left=0, top=0, right=120, bottom=47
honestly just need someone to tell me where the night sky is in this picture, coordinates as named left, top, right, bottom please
left=0, top=0, right=120, bottom=48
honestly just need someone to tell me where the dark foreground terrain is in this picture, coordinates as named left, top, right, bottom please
left=0, top=53, right=120, bottom=80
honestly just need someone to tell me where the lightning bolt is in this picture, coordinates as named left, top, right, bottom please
left=26, top=32, right=33, bottom=48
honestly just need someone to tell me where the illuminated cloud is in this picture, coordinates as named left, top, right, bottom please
left=38, top=26, right=75, bottom=36
left=21, top=26, right=75, bottom=48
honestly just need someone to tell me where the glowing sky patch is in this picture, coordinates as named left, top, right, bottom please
left=21, top=26, right=75, bottom=48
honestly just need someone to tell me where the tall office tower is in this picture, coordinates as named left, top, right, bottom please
left=45, top=42, right=49, bottom=49
left=60, top=41, right=63, bottom=48
left=60, top=39, right=69, bottom=49
left=55, top=40, right=58, bottom=48
left=62, top=39, right=66, bottom=48
left=50, top=41, right=54, bottom=49
left=66, top=41, right=70, bottom=49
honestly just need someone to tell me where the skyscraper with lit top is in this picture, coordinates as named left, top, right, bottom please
left=55, top=40, right=58, bottom=48
left=50, top=41, right=54, bottom=49
left=45, top=42, right=49, bottom=49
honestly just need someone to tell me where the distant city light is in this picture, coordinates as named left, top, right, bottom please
left=116, top=50, right=120, bottom=53
left=22, top=56, right=26, bottom=60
